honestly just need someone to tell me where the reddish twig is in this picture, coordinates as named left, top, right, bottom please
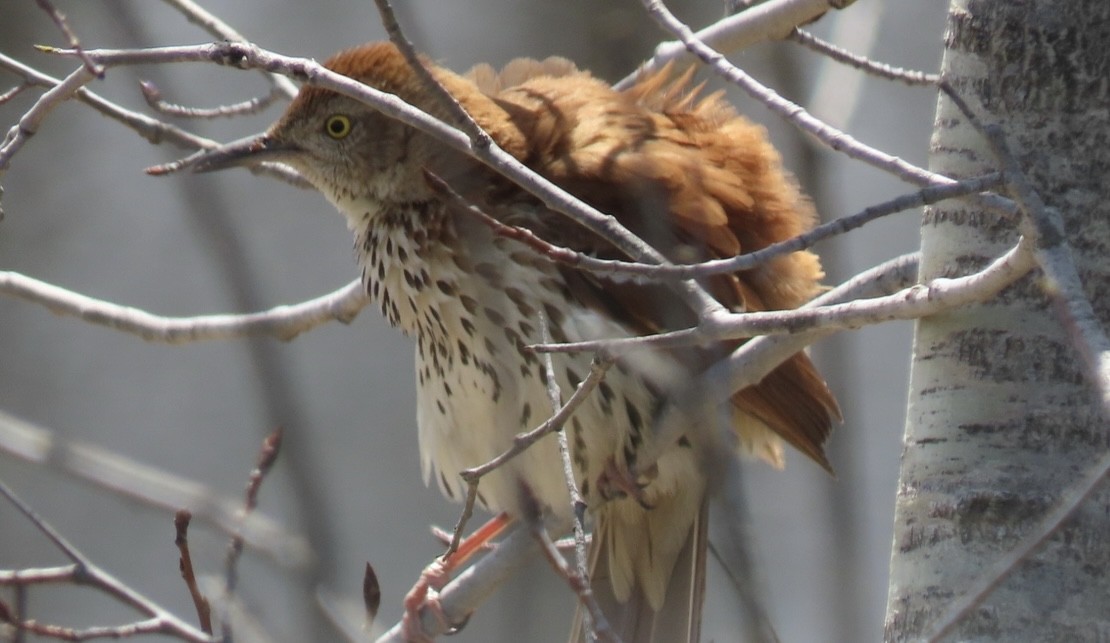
left=174, top=510, right=213, bottom=634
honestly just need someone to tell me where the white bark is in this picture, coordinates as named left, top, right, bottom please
left=886, top=0, right=1110, bottom=640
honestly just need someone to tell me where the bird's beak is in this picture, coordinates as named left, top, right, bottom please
left=190, top=133, right=300, bottom=173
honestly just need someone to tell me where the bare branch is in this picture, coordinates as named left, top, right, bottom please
left=370, top=0, right=491, bottom=145
left=0, top=480, right=216, bottom=642
left=34, top=0, right=104, bottom=78
left=459, top=357, right=613, bottom=484
left=638, top=0, right=1011, bottom=208
left=617, top=0, right=844, bottom=88
left=636, top=252, right=918, bottom=475
left=174, top=511, right=214, bottom=634
left=0, top=52, right=307, bottom=187
left=157, top=0, right=298, bottom=99
left=0, top=409, right=311, bottom=567
left=140, top=79, right=283, bottom=118
left=224, top=429, right=283, bottom=598
left=538, top=313, right=595, bottom=638
left=532, top=524, right=616, bottom=643
left=0, top=272, right=368, bottom=343
left=442, top=169, right=1000, bottom=283
left=790, top=28, right=939, bottom=86
left=535, top=240, right=1036, bottom=355
left=0, top=64, right=97, bottom=172
left=56, top=41, right=723, bottom=318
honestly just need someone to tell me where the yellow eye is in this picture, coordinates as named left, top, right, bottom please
left=324, top=114, right=352, bottom=139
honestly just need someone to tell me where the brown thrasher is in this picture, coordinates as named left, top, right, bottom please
left=190, top=42, right=839, bottom=642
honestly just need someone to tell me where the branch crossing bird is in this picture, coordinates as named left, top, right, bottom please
left=190, top=42, right=841, bottom=642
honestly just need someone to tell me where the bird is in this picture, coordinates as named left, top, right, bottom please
left=188, top=42, right=840, bottom=642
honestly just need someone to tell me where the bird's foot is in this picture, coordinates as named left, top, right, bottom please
left=401, top=513, right=513, bottom=640
left=401, top=559, right=455, bottom=641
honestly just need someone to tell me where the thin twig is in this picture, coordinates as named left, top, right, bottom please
left=531, top=524, right=616, bottom=643
left=0, top=84, right=28, bottom=105
left=790, top=28, right=939, bottom=85
left=140, top=80, right=283, bottom=118
left=157, top=0, right=298, bottom=99
left=440, top=169, right=1000, bottom=282
left=34, top=0, right=104, bottom=78
left=0, top=479, right=215, bottom=642
left=538, top=313, right=594, bottom=638
left=224, top=429, right=283, bottom=595
left=443, top=483, right=481, bottom=559
left=459, top=356, right=613, bottom=484
left=174, top=510, right=214, bottom=634
left=0, top=52, right=308, bottom=188
left=370, top=0, right=490, bottom=145
left=638, top=0, right=1004, bottom=201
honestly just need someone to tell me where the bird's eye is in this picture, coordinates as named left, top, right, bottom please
left=324, top=115, right=352, bottom=139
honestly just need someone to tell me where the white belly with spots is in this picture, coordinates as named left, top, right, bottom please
left=359, top=210, right=697, bottom=526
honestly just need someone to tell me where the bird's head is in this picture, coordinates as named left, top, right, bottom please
left=191, top=42, right=486, bottom=221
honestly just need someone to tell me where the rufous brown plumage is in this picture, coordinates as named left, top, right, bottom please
left=192, top=42, right=840, bottom=643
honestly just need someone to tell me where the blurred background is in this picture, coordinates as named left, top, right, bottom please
left=0, top=1, right=946, bottom=640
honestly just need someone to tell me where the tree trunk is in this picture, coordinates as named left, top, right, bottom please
left=885, top=0, right=1110, bottom=640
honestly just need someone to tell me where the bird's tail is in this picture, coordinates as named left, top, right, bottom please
left=570, top=498, right=708, bottom=643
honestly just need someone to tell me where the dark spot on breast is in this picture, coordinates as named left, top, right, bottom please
left=539, top=277, right=562, bottom=294
left=623, top=444, right=637, bottom=467
left=506, top=287, right=536, bottom=318
left=437, top=280, right=456, bottom=296
left=396, top=244, right=408, bottom=262
left=461, top=317, right=476, bottom=336
left=543, top=302, right=565, bottom=326
left=457, top=340, right=471, bottom=365
left=625, top=399, right=644, bottom=434
left=484, top=307, right=505, bottom=326
left=519, top=403, right=532, bottom=426
left=475, top=262, right=502, bottom=286
left=436, top=400, right=447, bottom=415
left=460, top=295, right=479, bottom=315
left=565, top=367, right=581, bottom=388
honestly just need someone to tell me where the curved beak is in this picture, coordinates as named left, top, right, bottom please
left=191, top=133, right=300, bottom=173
